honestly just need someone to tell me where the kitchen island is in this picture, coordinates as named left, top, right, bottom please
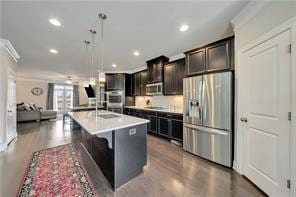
left=68, top=110, right=149, bottom=190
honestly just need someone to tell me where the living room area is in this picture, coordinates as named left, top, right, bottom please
left=15, top=79, right=90, bottom=123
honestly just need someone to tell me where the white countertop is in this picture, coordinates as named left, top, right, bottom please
left=125, top=106, right=183, bottom=115
left=68, top=110, right=149, bottom=135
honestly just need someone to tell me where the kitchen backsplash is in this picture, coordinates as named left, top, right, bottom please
left=135, top=95, right=183, bottom=112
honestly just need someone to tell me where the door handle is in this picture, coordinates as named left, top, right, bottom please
left=183, top=123, right=228, bottom=135
left=8, top=110, right=12, bottom=113
left=240, top=117, right=248, bottom=122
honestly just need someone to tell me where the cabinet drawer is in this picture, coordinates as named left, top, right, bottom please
left=157, top=112, right=183, bottom=120
left=142, top=110, right=157, bottom=116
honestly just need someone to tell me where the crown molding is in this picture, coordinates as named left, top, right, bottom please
left=231, top=1, right=270, bottom=33
left=0, top=38, right=20, bottom=62
left=168, top=53, right=185, bottom=62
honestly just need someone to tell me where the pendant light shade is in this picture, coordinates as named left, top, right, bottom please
left=89, top=77, right=96, bottom=85
left=99, top=72, right=105, bottom=83
left=83, top=81, right=89, bottom=87
left=65, top=76, right=73, bottom=84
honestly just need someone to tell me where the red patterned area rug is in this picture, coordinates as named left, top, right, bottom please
left=18, top=144, right=97, bottom=197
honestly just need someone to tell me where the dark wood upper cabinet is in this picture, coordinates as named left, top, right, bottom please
left=146, top=56, right=169, bottom=84
left=133, top=70, right=147, bottom=96
left=164, top=59, right=185, bottom=95
left=164, top=64, right=175, bottom=94
left=206, top=39, right=231, bottom=72
left=125, top=74, right=134, bottom=96
left=185, top=36, right=234, bottom=76
left=134, top=72, right=141, bottom=96
left=186, top=48, right=205, bottom=76
left=105, top=73, right=124, bottom=91
left=140, top=71, right=147, bottom=96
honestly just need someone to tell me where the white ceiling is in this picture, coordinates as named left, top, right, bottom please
left=1, top=1, right=248, bottom=82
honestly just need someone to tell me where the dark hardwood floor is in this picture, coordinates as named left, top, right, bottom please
left=0, top=120, right=265, bottom=197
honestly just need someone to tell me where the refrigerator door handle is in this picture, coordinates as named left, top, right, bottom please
left=201, top=79, right=207, bottom=122
left=198, top=79, right=203, bottom=120
left=183, top=123, right=228, bottom=136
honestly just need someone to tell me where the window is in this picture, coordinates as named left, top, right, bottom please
left=53, top=85, right=73, bottom=114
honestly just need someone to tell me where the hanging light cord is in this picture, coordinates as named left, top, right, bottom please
left=100, top=16, right=104, bottom=74
left=83, top=40, right=90, bottom=86
left=91, top=29, right=95, bottom=79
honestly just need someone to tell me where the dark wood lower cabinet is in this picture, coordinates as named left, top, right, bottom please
left=125, top=108, right=183, bottom=142
left=171, top=119, right=183, bottom=141
left=148, top=115, right=157, bottom=134
left=158, top=117, right=170, bottom=137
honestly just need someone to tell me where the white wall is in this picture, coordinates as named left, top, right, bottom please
left=16, top=80, right=48, bottom=109
left=233, top=1, right=296, bottom=172
left=235, top=2, right=296, bottom=48
left=135, top=95, right=183, bottom=112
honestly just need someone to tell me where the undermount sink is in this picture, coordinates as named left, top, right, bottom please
left=97, top=114, right=120, bottom=119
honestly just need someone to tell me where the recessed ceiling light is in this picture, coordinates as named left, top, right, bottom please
left=133, top=51, right=140, bottom=56
left=49, top=18, right=61, bottom=26
left=49, top=49, right=58, bottom=54
left=112, top=64, right=117, bottom=68
left=180, top=24, right=189, bottom=32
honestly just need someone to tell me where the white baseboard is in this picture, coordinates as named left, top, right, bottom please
left=232, top=161, right=242, bottom=174
left=0, top=133, right=17, bottom=152
left=0, top=143, right=7, bottom=152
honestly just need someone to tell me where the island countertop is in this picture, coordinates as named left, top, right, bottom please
left=68, top=110, right=149, bottom=135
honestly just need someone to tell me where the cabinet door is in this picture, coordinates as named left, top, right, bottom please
left=140, top=71, right=147, bottom=96
left=148, top=115, right=157, bottom=134
left=171, top=120, right=183, bottom=142
left=175, top=60, right=185, bottom=94
left=131, top=74, right=135, bottom=96
left=147, top=64, right=153, bottom=83
left=164, top=63, right=175, bottom=95
left=206, top=40, right=230, bottom=72
left=106, top=74, right=114, bottom=90
left=114, top=74, right=124, bottom=90
left=186, top=49, right=205, bottom=76
left=158, top=117, right=170, bottom=137
left=125, top=74, right=133, bottom=96
left=134, top=73, right=141, bottom=96
left=153, top=62, right=163, bottom=83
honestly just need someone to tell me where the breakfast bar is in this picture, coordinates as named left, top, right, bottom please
left=68, top=110, right=149, bottom=190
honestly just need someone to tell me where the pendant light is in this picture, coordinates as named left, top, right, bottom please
left=89, top=29, right=97, bottom=85
left=83, top=40, right=90, bottom=87
left=65, top=76, right=73, bottom=84
left=98, top=13, right=107, bottom=83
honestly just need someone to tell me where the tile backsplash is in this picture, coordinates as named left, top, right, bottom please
left=135, top=95, right=183, bottom=112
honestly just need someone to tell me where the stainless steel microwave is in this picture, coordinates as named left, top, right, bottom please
left=146, top=83, right=163, bottom=95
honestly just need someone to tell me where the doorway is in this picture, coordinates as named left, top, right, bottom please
left=239, top=29, right=292, bottom=196
left=53, top=85, right=73, bottom=114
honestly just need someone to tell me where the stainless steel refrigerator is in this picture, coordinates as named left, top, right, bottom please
left=183, top=71, right=233, bottom=167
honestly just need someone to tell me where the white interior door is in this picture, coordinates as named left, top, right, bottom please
left=6, top=72, right=17, bottom=143
left=240, top=30, right=291, bottom=196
